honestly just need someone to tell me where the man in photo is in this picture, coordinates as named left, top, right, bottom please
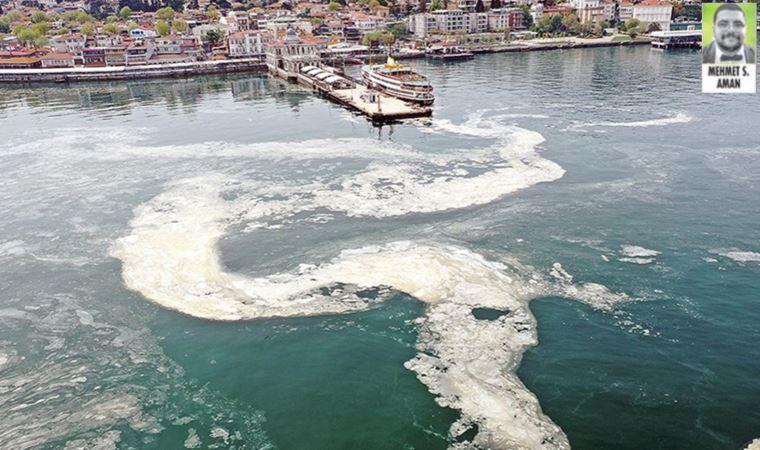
left=703, top=3, right=756, bottom=64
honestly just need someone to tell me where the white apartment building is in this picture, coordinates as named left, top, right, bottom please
left=633, top=0, right=672, bottom=31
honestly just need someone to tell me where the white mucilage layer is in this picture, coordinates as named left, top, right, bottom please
left=111, top=119, right=625, bottom=449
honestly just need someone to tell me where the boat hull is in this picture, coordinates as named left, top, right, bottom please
left=361, top=66, right=435, bottom=106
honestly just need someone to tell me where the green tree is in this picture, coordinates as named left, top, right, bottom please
left=206, top=5, right=220, bottom=20
left=646, top=22, right=661, bottom=33
left=104, top=22, right=119, bottom=34
left=387, top=22, right=407, bottom=40
left=33, top=35, right=48, bottom=47
left=0, top=16, right=11, bottom=34
left=126, top=20, right=138, bottom=31
left=13, top=26, right=39, bottom=46
left=429, top=0, right=442, bottom=11
left=362, top=30, right=394, bottom=46
left=328, top=1, right=341, bottom=10
left=368, top=0, right=382, bottom=11
left=561, top=13, right=580, bottom=34
left=81, top=21, right=95, bottom=36
left=119, top=6, right=132, bottom=19
left=156, top=7, right=175, bottom=21
left=107, top=15, right=119, bottom=23
left=536, top=14, right=552, bottom=34
left=206, top=28, right=223, bottom=44
left=156, top=19, right=170, bottom=36
left=624, top=18, right=640, bottom=37
left=7, top=10, right=23, bottom=23
left=173, top=18, right=187, bottom=33
left=31, top=21, right=48, bottom=35
left=30, top=10, right=48, bottom=23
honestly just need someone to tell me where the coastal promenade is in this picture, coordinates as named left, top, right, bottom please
left=464, top=36, right=653, bottom=54
left=0, top=57, right=266, bottom=83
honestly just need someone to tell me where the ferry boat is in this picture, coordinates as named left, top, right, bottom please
left=361, top=57, right=434, bottom=105
left=426, top=45, right=475, bottom=61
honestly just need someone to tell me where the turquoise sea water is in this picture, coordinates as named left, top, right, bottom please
left=1, top=46, right=759, bottom=449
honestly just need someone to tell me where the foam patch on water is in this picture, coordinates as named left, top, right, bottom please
left=106, top=115, right=630, bottom=449
left=745, top=438, right=760, bottom=450
left=569, top=112, right=693, bottom=130
left=111, top=172, right=627, bottom=449
left=715, top=250, right=760, bottom=264
left=618, top=245, right=661, bottom=265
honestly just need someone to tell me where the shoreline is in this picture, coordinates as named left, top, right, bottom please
left=0, top=57, right=266, bottom=84
left=466, top=36, right=653, bottom=54
left=0, top=38, right=652, bottom=84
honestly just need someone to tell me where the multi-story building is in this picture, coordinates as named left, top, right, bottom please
left=40, top=52, right=75, bottom=68
left=619, top=2, right=634, bottom=22
left=409, top=8, right=524, bottom=38
left=350, top=13, right=387, bottom=33
left=488, top=8, right=526, bottom=30
left=50, top=33, right=86, bottom=54
left=125, top=40, right=154, bottom=65
left=222, top=11, right=252, bottom=32
left=633, top=0, right=672, bottom=31
left=227, top=30, right=269, bottom=58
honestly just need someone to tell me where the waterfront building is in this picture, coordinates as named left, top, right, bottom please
left=125, top=40, right=154, bottom=65
left=227, top=30, right=269, bottom=58
left=105, top=47, right=127, bottom=66
left=150, top=36, right=203, bottom=62
left=266, top=28, right=326, bottom=79
left=0, top=55, right=41, bottom=69
left=82, top=47, right=107, bottom=67
left=633, top=0, right=672, bottom=31
left=40, top=52, right=75, bottom=68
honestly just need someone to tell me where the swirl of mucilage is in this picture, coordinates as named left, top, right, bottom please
left=111, top=119, right=628, bottom=450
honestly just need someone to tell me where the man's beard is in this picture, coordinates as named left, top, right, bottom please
left=717, top=32, right=743, bottom=53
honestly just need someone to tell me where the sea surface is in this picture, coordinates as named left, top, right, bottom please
left=1, top=45, right=759, bottom=450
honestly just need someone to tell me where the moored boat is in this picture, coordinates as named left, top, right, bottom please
left=361, top=57, right=434, bottom=105
left=427, top=45, right=475, bottom=61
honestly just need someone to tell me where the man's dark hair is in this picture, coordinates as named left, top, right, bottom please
left=714, top=3, right=745, bottom=23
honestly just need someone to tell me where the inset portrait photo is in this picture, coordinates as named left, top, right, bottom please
left=702, top=2, right=757, bottom=93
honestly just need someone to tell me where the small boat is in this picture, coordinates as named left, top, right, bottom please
left=427, top=45, right=475, bottom=61
left=393, top=47, right=426, bottom=59
left=361, top=56, right=434, bottom=105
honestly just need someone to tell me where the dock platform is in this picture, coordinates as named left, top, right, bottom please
left=294, top=65, right=431, bottom=121
left=325, top=85, right=432, bottom=120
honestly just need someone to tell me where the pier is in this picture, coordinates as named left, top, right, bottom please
left=297, top=65, right=432, bottom=121
left=650, top=30, right=702, bottom=49
left=0, top=58, right=266, bottom=83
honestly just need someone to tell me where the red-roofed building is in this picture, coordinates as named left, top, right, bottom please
left=0, top=56, right=42, bottom=69
left=50, top=33, right=87, bottom=54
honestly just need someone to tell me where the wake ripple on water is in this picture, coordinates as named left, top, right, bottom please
left=110, top=116, right=629, bottom=449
